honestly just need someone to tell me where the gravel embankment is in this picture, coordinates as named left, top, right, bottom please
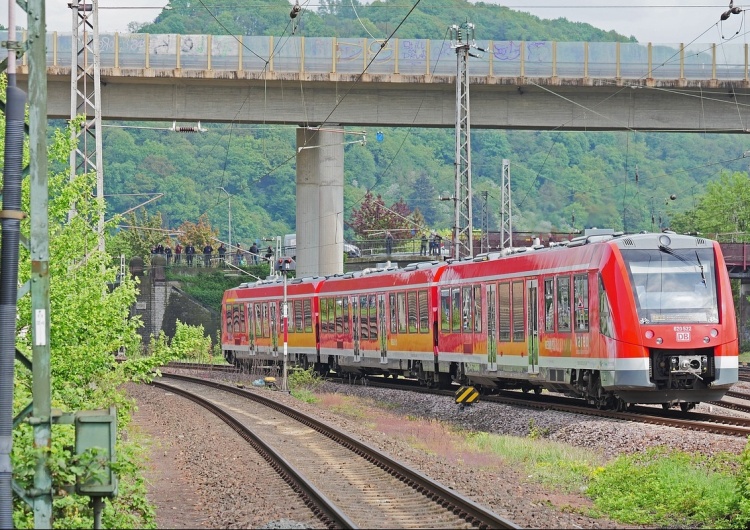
left=128, top=373, right=750, bottom=529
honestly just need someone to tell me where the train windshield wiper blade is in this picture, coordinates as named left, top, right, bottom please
left=658, top=245, right=706, bottom=285
left=695, top=251, right=706, bottom=285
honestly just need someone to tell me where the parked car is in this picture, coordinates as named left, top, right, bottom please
left=344, top=243, right=361, bottom=258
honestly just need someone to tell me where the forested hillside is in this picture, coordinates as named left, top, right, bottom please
left=99, top=0, right=747, bottom=246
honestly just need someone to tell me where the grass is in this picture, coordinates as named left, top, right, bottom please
left=587, top=447, right=739, bottom=527
left=307, top=390, right=750, bottom=528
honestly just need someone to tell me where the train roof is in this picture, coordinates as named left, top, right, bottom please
left=224, top=231, right=717, bottom=299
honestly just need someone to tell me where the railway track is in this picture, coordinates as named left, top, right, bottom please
left=163, top=363, right=750, bottom=438
left=152, top=372, right=520, bottom=530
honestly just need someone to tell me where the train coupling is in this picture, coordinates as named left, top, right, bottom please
left=669, top=355, right=708, bottom=378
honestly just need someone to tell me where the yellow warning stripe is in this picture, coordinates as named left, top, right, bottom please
left=455, top=386, right=478, bottom=403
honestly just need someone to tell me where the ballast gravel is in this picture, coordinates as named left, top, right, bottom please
left=127, top=372, right=750, bottom=529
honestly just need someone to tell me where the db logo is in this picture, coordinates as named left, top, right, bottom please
left=676, top=332, right=691, bottom=342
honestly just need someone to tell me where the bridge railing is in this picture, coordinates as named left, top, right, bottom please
left=6, top=30, right=749, bottom=81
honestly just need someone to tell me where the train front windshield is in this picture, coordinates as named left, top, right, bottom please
left=621, top=247, right=719, bottom=324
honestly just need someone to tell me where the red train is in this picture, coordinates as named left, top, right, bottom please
left=221, top=230, right=738, bottom=410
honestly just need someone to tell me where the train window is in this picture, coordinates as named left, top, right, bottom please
left=557, top=276, right=571, bottom=332
left=498, top=282, right=511, bottom=342
left=262, top=303, right=269, bottom=337
left=247, top=304, right=255, bottom=339
left=295, top=300, right=304, bottom=332
left=270, top=303, right=277, bottom=340
left=599, top=274, right=615, bottom=339
left=342, top=297, right=350, bottom=334
left=398, top=292, right=407, bottom=333
left=440, top=289, right=451, bottom=332
left=462, top=287, right=473, bottom=332
left=336, top=298, right=344, bottom=334
left=360, top=296, right=369, bottom=339
left=319, top=298, right=328, bottom=333
left=368, top=294, right=378, bottom=340
left=408, top=291, right=418, bottom=333
left=512, top=281, right=525, bottom=342
left=473, top=285, right=482, bottom=333
left=419, top=290, right=429, bottom=333
left=389, top=293, right=397, bottom=333
left=226, top=304, right=233, bottom=333
left=574, top=275, right=589, bottom=332
left=255, top=304, right=263, bottom=337
left=303, top=299, right=312, bottom=332
left=451, top=288, right=462, bottom=333
left=544, top=279, right=555, bottom=332
left=622, top=247, right=719, bottom=324
left=329, top=298, right=336, bottom=334
left=239, top=304, right=246, bottom=333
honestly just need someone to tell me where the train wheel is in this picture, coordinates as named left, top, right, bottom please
left=679, top=402, right=695, bottom=412
left=224, top=350, right=235, bottom=365
left=533, top=387, right=543, bottom=395
left=616, top=399, right=627, bottom=412
left=661, top=403, right=671, bottom=410
left=300, top=356, right=309, bottom=371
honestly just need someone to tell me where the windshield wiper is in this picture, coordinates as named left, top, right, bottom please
left=658, top=244, right=706, bottom=285
left=695, top=251, right=706, bottom=285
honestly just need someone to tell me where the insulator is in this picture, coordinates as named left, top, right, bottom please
left=178, top=127, right=197, bottom=133
left=721, top=9, right=732, bottom=20
left=732, top=6, right=742, bottom=14
left=290, top=4, right=301, bottom=18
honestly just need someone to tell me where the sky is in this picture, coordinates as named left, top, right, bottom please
left=1, top=1, right=744, bottom=45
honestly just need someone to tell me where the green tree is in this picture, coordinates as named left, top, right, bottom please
left=178, top=214, right=219, bottom=248
left=671, top=172, right=750, bottom=239
left=108, top=208, right=167, bottom=262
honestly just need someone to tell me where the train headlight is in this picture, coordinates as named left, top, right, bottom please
left=703, top=336, right=710, bottom=343
left=645, top=330, right=654, bottom=339
left=710, top=328, right=719, bottom=338
left=656, top=337, right=663, bottom=344
left=659, top=234, right=672, bottom=247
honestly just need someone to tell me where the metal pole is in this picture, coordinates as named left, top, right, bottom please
left=216, top=187, right=231, bottom=251
left=282, top=270, right=289, bottom=392
left=0, top=2, right=23, bottom=525
left=28, top=0, right=54, bottom=524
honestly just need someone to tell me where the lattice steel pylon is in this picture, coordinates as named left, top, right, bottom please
left=70, top=0, right=104, bottom=251
left=450, top=22, right=478, bottom=260
left=480, top=191, right=489, bottom=253
left=500, top=159, right=512, bottom=249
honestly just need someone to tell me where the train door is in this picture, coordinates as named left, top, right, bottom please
left=486, top=283, right=497, bottom=371
left=527, top=279, right=539, bottom=374
left=378, top=293, right=388, bottom=363
left=270, top=302, right=278, bottom=355
left=352, top=295, right=361, bottom=362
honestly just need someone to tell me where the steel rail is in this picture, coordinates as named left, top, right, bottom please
left=150, top=379, right=357, bottom=529
left=158, top=372, right=521, bottom=530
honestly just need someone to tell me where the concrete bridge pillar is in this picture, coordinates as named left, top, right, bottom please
left=739, top=280, right=750, bottom=351
left=296, top=127, right=344, bottom=278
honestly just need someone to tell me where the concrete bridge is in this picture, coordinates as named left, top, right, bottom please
left=11, top=32, right=750, bottom=132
